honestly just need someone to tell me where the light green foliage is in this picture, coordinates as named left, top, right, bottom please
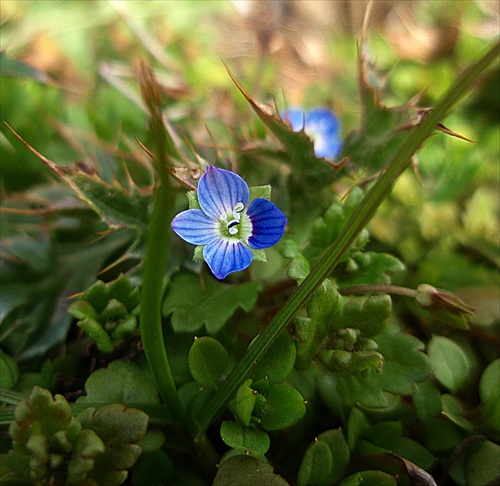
left=77, top=359, right=159, bottom=405
left=337, top=328, right=433, bottom=408
left=220, top=421, right=270, bottom=456
left=69, top=275, right=141, bottom=353
left=427, top=336, right=470, bottom=392
left=0, top=2, right=497, bottom=485
left=1, top=387, right=105, bottom=485
left=163, top=272, right=263, bottom=333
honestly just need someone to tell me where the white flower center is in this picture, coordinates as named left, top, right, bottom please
left=227, top=202, right=245, bottom=235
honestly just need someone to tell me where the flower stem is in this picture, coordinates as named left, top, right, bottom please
left=195, top=40, right=499, bottom=434
left=338, top=284, right=417, bottom=298
left=138, top=62, right=184, bottom=422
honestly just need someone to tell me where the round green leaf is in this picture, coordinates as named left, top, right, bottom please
left=260, top=384, right=306, bottom=431
left=298, top=429, right=349, bottom=486
left=231, top=379, right=257, bottom=426
left=220, top=421, right=270, bottom=456
left=340, top=470, right=397, bottom=486
left=479, top=359, right=500, bottom=407
left=428, top=336, right=470, bottom=392
left=188, top=336, right=229, bottom=387
left=465, top=439, right=500, bottom=486
left=250, top=331, right=296, bottom=384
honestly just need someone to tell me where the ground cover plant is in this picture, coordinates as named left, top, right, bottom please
left=0, top=1, right=499, bottom=485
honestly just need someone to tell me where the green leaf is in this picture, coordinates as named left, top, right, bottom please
left=220, top=421, right=270, bottom=456
left=479, top=359, right=500, bottom=406
left=78, top=404, right=149, bottom=486
left=4, top=387, right=105, bottom=484
left=413, top=379, right=442, bottom=422
left=347, top=407, right=370, bottom=451
left=230, top=379, right=257, bottom=426
left=340, top=470, right=397, bottom=486
left=77, top=359, right=159, bottom=404
left=441, top=394, right=473, bottom=431
left=249, top=331, right=296, bottom=384
left=163, top=272, right=263, bottom=334
left=0, top=349, right=19, bottom=390
left=338, top=252, right=405, bottom=286
left=306, top=279, right=342, bottom=339
left=428, top=336, right=470, bottom=392
left=297, top=429, right=349, bottom=486
left=338, top=329, right=433, bottom=408
left=338, top=294, right=392, bottom=336
left=294, top=317, right=317, bottom=371
left=213, top=454, right=289, bottom=486
left=188, top=336, right=229, bottom=387
left=260, top=384, right=306, bottom=431
left=465, top=439, right=500, bottom=486
left=131, top=450, right=175, bottom=486
left=249, top=185, right=272, bottom=201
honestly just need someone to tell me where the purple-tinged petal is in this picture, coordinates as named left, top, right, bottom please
left=281, top=108, right=306, bottom=132
left=203, top=239, right=253, bottom=280
left=246, top=198, right=287, bottom=250
left=197, top=166, right=250, bottom=219
left=171, top=209, right=218, bottom=245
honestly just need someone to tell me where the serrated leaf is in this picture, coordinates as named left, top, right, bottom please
left=78, top=404, right=148, bottom=486
left=306, top=279, right=342, bottom=340
left=338, top=329, right=433, bottom=408
left=428, top=336, right=470, bottom=392
left=338, top=294, right=392, bottom=336
left=339, top=252, right=405, bottom=286
left=220, top=421, right=270, bottom=456
left=188, top=336, right=229, bottom=387
left=213, top=454, right=289, bottom=486
left=297, top=428, right=349, bottom=486
left=77, top=359, right=159, bottom=404
left=163, top=272, right=262, bottom=334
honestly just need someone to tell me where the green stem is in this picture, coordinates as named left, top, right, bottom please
left=139, top=65, right=184, bottom=422
left=195, top=40, right=499, bottom=434
left=338, top=284, right=417, bottom=298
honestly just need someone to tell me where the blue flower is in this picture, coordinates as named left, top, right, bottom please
left=171, top=165, right=287, bottom=280
left=281, top=107, right=343, bottom=160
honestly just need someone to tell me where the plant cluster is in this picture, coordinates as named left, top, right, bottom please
left=0, top=2, right=498, bottom=485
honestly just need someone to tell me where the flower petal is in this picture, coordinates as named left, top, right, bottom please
left=305, top=108, right=342, bottom=160
left=171, top=209, right=218, bottom=245
left=203, top=239, right=253, bottom=280
left=281, top=108, right=306, bottom=132
left=246, top=198, right=287, bottom=250
left=197, top=165, right=250, bottom=219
